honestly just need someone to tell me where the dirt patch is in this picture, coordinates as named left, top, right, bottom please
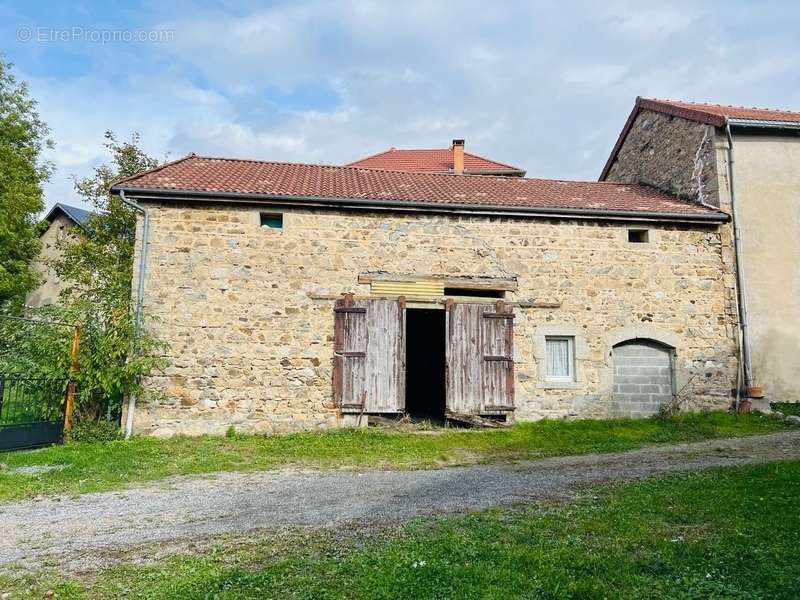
left=1, top=464, right=69, bottom=476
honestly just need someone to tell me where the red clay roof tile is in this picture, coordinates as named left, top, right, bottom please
left=638, top=98, right=800, bottom=127
left=112, top=155, right=725, bottom=220
left=347, top=148, right=525, bottom=175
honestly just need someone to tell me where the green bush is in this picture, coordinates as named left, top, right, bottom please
left=69, top=419, right=122, bottom=443
left=771, top=402, right=800, bottom=417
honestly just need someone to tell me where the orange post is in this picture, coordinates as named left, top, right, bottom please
left=63, top=325, right=81, bottom=435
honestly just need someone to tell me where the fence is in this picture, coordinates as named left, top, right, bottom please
left=0, top=377, right=68, bottom=450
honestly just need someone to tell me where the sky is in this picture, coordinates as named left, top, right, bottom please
left=3, top=0, right=800, bottom=213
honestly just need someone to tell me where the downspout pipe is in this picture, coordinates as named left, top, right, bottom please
left=118, top=190, right=149, bottom=438
left=725, top=122, right=754, bottom=393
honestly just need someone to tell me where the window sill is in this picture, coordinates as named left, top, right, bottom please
left=537, top=380, right=581, bottom=390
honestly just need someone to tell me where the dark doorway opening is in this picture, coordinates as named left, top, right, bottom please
left=405, top=308, right=446, bottom=421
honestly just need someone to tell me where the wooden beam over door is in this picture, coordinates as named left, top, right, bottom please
left=358, top=272, right=519, bottom=292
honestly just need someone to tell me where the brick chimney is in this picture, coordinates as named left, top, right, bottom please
left=452, top=139, right=465, bottom=175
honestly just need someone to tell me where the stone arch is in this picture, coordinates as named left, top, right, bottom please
left=603, top=326, right=680, bottom=418
left=605, top=326, right=679, bottom=357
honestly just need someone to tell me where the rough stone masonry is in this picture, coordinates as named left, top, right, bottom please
left=126, top=203, right=739, bottom=436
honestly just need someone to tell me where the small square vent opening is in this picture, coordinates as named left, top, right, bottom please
left=628, top=229, right=649, bottom=243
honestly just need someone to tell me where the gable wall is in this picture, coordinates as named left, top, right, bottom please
left=26, top=213, right=73, bottom=308
left=126, top=203, right=738, bottom=436
left=606, top=109, right=720, bottom=207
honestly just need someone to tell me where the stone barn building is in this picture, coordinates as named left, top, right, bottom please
left=111, top=155, right=738, bottom=436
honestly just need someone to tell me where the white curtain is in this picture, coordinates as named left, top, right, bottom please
left=546, top=337, right=572, bottom=379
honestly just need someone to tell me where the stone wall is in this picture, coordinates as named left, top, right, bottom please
left=127, top=203, right=739, bottom=436
left=606, top=109, right=720, bottom=206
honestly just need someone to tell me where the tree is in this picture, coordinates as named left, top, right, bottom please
left=45, top=132, right=165, bottom=419
left=54, top=131, right=158, bottom=311
left=0, top=131, right=165, bottom=420
left=0, top=57, right=53, bottom=311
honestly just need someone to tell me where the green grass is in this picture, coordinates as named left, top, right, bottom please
left=0, top=411, right=792, bottom=503
left=3, top=460, right=798, bottom=599
left=771, top=402, right=800, bottom=417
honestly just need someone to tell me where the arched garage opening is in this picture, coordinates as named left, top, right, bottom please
left=611, top=339, right=675, bottom=418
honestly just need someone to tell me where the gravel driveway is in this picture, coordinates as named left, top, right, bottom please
left=2, top=431, right=798, bottom=571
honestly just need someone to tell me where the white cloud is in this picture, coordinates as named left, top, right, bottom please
left=599, top=3, right=701, bottom=40
left=14, top=0, right=800, bottom=213
left=562, top=63, right=629, bottom=87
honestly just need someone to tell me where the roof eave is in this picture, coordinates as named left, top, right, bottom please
left=110, top=186, right=729, bottom=225
left=727, top=118, right=800, bottom=130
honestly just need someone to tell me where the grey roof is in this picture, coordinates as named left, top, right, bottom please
left=44, top=203, right=93, bottom=226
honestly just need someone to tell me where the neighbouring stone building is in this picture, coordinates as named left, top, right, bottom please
left=26, top=203, right=92, bottom=308
left=112, top=155, right=737, bottom=436
left=602, top=97, right=800, bottom=402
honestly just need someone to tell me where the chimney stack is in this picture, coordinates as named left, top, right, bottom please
left=452, top=139, right=465, bottom=175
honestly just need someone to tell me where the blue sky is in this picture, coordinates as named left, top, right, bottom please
left=3, top=0, right=800, bottom=211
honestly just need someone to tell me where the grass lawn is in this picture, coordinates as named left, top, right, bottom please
left=2, top=460, right=798, bottom=598
left=0, top=411, right=792, bottom=503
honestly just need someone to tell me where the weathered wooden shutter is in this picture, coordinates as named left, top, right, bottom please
left=445, top=300, right=514, bottom=416
left=333, top=295, right=368, bottom=412
left=481, top=301, right=515, bottom=411
left=333, top=295, right=405, bottom=413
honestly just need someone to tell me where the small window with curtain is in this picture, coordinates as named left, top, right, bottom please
left=545, top=336, right=575, bottom=382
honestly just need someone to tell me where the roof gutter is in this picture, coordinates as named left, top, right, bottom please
left=727, top=118, right=800, bottom=130
left=725, top=122, right=755, bottom=397
left=118, top=190, right=149, bottom=439
left=110, top=187, right=728, bottom=224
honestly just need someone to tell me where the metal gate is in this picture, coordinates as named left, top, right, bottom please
left=0, top=377, right=67, bottom=451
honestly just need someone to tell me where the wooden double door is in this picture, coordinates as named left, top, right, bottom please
left=333, top=295, right=514, bottom=417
